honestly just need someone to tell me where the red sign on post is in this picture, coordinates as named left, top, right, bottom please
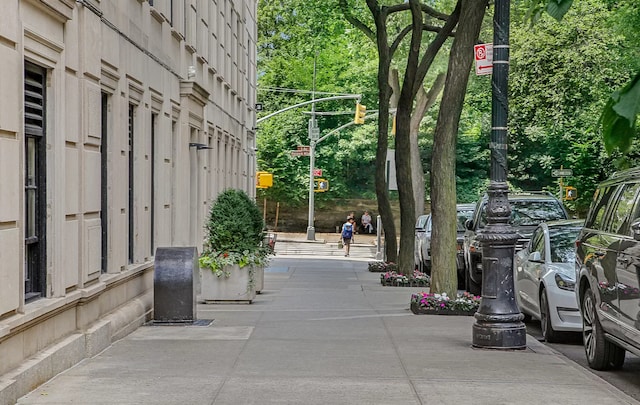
left=474, top=43, right=493, bottom=76
left=313, top=168, right=322, bottom=177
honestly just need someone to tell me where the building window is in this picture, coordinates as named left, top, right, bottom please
left=128, top=104, right=135, bottom=264
left=24, top=62, right=47, bottom=301
left=101, top=92, right=109, bottom=273
left=151, top=113, right=157, bottom=257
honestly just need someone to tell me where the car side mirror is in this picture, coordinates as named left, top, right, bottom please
left=631, top=219, right=640, bottom=241
left=465, top=219, right=473, bottom=230
left=528, top=251, right=542, bottom=262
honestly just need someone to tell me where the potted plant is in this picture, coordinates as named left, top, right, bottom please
left=198, top=189, right=270, bottom=303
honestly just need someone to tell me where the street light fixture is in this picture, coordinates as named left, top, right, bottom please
left=472, top=0, right=526, bottom=349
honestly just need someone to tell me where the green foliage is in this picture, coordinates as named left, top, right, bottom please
left=602, top=72, right=640, bottom=154
left=200, top=189, right=267, bottom=273
left=508, top=0, right=638, bottom=211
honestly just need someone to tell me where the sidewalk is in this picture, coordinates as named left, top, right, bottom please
left=15, top=256, right=638, bottom=405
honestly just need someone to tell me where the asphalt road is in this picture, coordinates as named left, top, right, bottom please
left=526, top=320, right=640, bottom=400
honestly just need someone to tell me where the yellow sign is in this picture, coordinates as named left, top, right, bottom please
left=256, top=171, right=273, bottom=188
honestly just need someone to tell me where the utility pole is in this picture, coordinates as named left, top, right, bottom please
left=472, top=0, right=526, bottom=349
left=306, top=55, right=320, bottom=241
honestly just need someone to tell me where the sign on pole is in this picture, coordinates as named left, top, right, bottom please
left=313, top=168, right=322, bottom=177
left=297, top=145, right=310, bottom=152
left=290, top=150, right=310, bottom=157
left=474, top=43, right=493, bottom=76
left=552, top=168, right=573, bottom=177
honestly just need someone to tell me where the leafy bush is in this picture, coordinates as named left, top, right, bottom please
left=200, top=189, right=270, bottom=275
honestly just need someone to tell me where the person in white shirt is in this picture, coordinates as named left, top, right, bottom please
left=361, top=211, right=373, bottom=234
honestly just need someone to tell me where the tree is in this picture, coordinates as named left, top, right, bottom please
left=429, top=0, right=488, bottom=296
left=339, top=0, right=460, bottom=268
left=526, top=0, right=640, bottom=158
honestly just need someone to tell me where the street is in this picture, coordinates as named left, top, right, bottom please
left=526, top=321, right=640, bottom=400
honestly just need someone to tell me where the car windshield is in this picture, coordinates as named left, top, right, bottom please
left=549, top=227, right=582, bottom=263
left=456, top=209, right=475, bottom=231
left=480, top=200, right=566, bottom=227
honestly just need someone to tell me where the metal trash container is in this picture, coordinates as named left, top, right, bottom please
left=153, top=247, right=198, bottom=324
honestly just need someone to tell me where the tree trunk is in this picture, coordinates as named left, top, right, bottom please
left=410, top=73, right=445, bottom=217
left=373, top=19, right=398, bottom=263
left=430, top=0, right=488, bottom=297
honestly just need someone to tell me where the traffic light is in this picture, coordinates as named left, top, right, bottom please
left=354, top=103, right=366, bottom=124
left=565, top=186, right=577, bottom=201
left=314, top=178, right=329, bottom=192
left=256, top=171, right=273, bottom=188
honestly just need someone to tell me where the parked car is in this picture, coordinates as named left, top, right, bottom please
left=414, top=204, right=476, bottom=283
left=515, top=220, right=583, bottom=342
left=455, top=204, right=476, bottom=276
left=464, top=192, right=569, bottom=295
left=415, top=214, right=431, bottom=274
left=575, top=167, right=640, bottom=370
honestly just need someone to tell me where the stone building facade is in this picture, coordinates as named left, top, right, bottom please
left=0, top=0, right=257, bottom=402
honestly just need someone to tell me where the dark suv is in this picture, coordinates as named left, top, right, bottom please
left=576, top=167, right=640, bottom=370
left=463, top=192, right=568, bottom=295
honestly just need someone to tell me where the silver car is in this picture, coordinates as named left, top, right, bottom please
left=515, top=220, right=583, bottom=342
left=415, top=214, right=432, bottom=274
left=414, top=204, right=477, bottom=280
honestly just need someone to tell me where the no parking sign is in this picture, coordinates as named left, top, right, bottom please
left=474, top=43, right=493, bottom=76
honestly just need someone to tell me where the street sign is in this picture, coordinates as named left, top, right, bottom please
left=290, top=150, right=310, bottom=157
left=313, top=168, right=322, bottom=177
left=255, top=103, right=263, bottom=111
left=474, top=43, right=493, bottom=76
left=309, top=127, right=320, bottom=140
left=297, top=145, right=310, bottom=152
left=552, top=168, right=573, bottom=177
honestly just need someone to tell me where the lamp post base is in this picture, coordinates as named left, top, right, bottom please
left=472, top=313, right=526, bottom=349
left=306, top=226, right=315, bottom=241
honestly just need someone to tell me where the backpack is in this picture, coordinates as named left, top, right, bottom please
left=342, top=223, right=353, bottom=239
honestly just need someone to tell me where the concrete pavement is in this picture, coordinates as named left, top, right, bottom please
left=14, top=253, right=639, bottom=405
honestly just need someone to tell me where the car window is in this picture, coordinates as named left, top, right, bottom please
left=415, top=215, right=429, bottom=230
left=609, top=183, right=639, bottom=235
left=456, top=209, right=475, bottom=231
left=479, top=199, right=566, bottom=227
left=549, top=227, right=582, bottom=263
left=530, top=228, right=544, bottom=255
left=587, top=186, right=614, bottom=231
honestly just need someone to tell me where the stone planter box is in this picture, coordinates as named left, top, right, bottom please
left=380, top=279, right=430, bottom=287
left=201, top=264, right=256, bottom=304
left=410, top=302, right=476, bottom=316
left=254, top=265, right=264, bottom=294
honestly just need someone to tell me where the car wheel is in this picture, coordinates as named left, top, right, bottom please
left=540, top=288, right=560, bottom=343
left=582, top=287, right=626, bottom=370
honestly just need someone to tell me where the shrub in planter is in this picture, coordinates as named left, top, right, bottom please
left=198, top=189, right=271, bottom=301
left=368, top=261, right=398, bottom=273
left=410, top=292, right=481, bottom=315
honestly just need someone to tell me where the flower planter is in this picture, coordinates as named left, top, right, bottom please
left=254, top=265, right=264, bottom=294
left=410, top=302, right=477, bottom=316
left=201, top=264, right=256, bottom=304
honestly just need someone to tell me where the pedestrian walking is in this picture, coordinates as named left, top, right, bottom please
left=341, top=217, right=355, bottom=257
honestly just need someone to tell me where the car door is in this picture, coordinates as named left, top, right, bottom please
left=517, top=226, right=546, bottom=317
left=580, top=185, right=621, bottom=321
left=612, top=182, right=640, bottom=346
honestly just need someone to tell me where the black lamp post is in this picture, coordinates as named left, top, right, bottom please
left=472, top=0, right=526, bottom=349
